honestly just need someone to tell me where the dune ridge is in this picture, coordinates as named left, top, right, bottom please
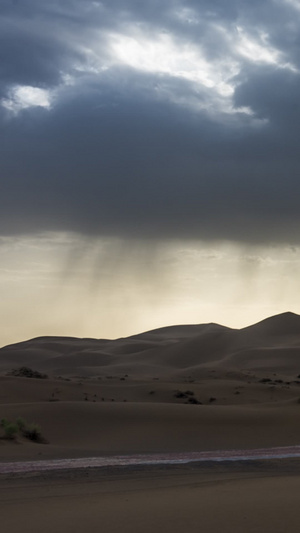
left=1, top=311, right=300, bottom=377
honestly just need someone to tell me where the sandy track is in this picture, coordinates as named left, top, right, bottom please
left=1, top=445, right=300, bottom=474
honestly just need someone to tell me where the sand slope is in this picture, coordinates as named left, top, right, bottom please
left=1, top=401, right=300, bottom=461
left=1, top=312, right=300, bottom=461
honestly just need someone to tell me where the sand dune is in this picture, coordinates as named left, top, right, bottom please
left=1, top=311, right=300, bottom=462
left=241, top=311, right=300, bottom=338
left=1, top=311, right=300, bottom=377
left=2, top=312, right=300, bottom=533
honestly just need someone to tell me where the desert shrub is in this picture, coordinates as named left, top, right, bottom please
left=174, top=390, right=195, bottom=399
left=1, top=418, right=18, bottom=440
left=22, top=423, right=42, bottom=442
left=9, top=367, right=48, bottom=379
left=187, top=397, right=201, bottom=404
left=174, top=391, right=187, bottom=398
left=16, top=417, right=26, bottom=432
left=1, top=417, right=44, bottom=443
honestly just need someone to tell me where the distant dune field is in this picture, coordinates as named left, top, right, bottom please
left=1, top=311, right=300, bottom=459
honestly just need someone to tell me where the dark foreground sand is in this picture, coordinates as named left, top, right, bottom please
left=1, top=460, right=300, bottom=533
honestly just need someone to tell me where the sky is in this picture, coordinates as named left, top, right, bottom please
left=1, top=0, right=300, bottom=346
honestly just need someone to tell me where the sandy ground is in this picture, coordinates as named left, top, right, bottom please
left=1, top=400, right=300, bottom=461
left=2, top=312, right=300, bottom=532
left=1, top=460, right=300, bottom=533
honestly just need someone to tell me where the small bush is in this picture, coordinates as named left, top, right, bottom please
left=174, top=390, right=195, bottom=399
left=22, top=423, right=42, bottom=442
left=174, top=391, right=187, bottom=398
left=1, top=419, right=18, bottom=440
left=187, top=397, right=201, bottom=405
left=0, top=417, right=45, bottom=443
left=8, top=367, right=48, bottom=379
left=16, top=417, right=26, bottom=432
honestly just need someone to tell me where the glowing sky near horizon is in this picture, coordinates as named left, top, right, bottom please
left=1, top=233, right=300, bottom=347
left=1, top=0, right=300, bottom=346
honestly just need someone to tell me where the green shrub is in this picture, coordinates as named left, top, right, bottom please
left=16, top=417, right=26, bottom=432
left=1, top=418, right=18, bottom=440
left=1, top=417, right=44, bottom=443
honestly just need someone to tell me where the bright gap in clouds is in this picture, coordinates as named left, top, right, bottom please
left=1, top=21, right=296, bottom=119
left=107, top=24, right=296, bottom=117
left=236, top=27, right=281, bottom=64
left=110, top=31, right=238, bottom=97
left=235, top=26, right=298, bottom=71
left=1, top=85, right=52, bottom=113
left=1, top=235, right=300, bottom=347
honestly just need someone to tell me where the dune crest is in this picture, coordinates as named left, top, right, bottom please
left=1, top=312, right=300, bottom=377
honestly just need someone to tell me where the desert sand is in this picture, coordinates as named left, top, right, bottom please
left=1, top=311, right=300, bottom=532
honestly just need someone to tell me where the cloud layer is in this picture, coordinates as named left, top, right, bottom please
left=1, top=0, right=300, bottom=243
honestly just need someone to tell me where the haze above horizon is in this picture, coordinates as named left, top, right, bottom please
left=1, top=1, right=300, bottom=347
left=2, top=310, right=300, bottom=349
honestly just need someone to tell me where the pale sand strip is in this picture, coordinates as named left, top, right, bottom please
left=2, top=445, right=300, bottom=474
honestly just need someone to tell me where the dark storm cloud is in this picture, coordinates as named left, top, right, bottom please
left=1, top=0, right=300, bottom=244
